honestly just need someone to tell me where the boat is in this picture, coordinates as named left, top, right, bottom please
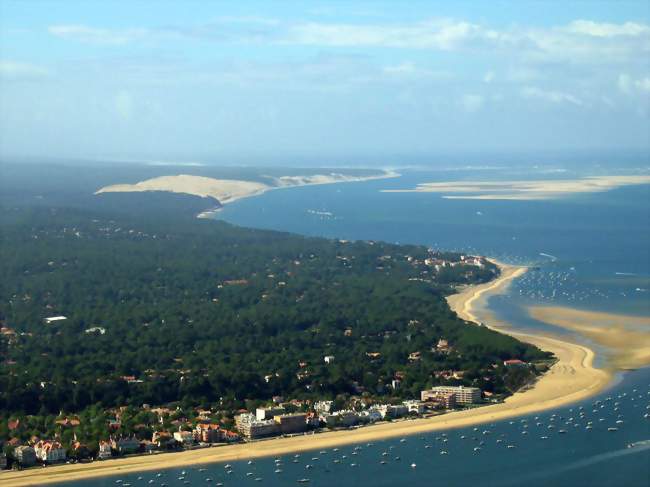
left=297, top=480, right=311, bottom=484
left=608, top=427, right=619, bottom=432
left=411, top=463, right=417, bottom=468
left=507, top=445, right=516, bottom=449
left=275, top=469, right=283, bottom=473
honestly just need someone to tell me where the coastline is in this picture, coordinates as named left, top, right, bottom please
left=1, top=259, right=613, bottom=487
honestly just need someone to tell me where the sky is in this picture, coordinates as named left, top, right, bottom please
left=0, top=0, right=649, bottom=163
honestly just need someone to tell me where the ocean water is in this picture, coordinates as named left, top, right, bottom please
left=55, top=168, right=650, bottom=486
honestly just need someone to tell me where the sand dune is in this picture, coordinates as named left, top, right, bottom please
left=382, top=175, right=650, bottom=200
left=96, top=170, right=399, bottom=208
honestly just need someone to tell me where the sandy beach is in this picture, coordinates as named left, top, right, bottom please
left=382, top=175, right=650, bottom=200
left=1, top=259, right=615, bottom=486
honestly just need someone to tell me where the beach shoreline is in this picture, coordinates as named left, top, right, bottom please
left=1, top=259, right=613, bottom=487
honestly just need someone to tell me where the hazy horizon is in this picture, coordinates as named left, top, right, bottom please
left=1, top=1, right=649, bottom=162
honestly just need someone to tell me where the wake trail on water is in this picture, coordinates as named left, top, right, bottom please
left=501, top=441, right=650, bottom=486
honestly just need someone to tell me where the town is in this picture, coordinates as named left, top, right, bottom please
left=0, top=382, right=505, bottom=470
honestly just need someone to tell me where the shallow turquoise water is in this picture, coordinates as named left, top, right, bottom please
left=55, top=168, right=650, bottom=486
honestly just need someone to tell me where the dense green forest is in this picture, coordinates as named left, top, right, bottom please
left=0, top=163, right=550, bottom=452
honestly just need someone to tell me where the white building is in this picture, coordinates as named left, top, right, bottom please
left=44, top=316, right=67, bottom=324
left=421, top=386, right=481, bottom=404
left=403, top=400, right=425, bottom=414
left=314, top=400, right=334, bottom=414
left=324, top=355, right=335, bottom=364
left=256, top=406, right=285, bottom=421
left=377, top=404, right=409, bottom=419
left=34, top=440, right=66, bottom=463
left=173, top=431, right=194, bottom=446
left=97, top=441, right=112, bottom=459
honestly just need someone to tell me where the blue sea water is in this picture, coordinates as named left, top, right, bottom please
left=56, top=168, right=650, bottom=486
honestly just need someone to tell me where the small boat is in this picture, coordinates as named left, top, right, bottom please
left=507, top=445, right=516, bottom=449
left=608, top=427, right=618, bottom=432
left=297, top=480, right=311, bottom=484
left=275, top=469, right=283, bottom=473
left=224, top=464, right=232, bottom=469
left=440, top=450, right=448, bottom=455
left=380, top=460, right=387, bottom=465
left=248, top=460, right=253, bottom=465
left=411, top=463, right=417, bottom=468
left=246, top=472, right=253, bottom=477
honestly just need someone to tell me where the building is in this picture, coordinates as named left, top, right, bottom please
left=421, top=390, right=456, bottom=409
left=236, top=413, right=280, bottom=439
left=44, top=316, right=67, bottom=324
left=359, top=409, right=383, bottom=423
left=0, top=452, right=7, bottom=469
left=256, top=406, right=285, bottom=421
left=503, top=359, right=527, bottom=366
left=111, top=436, right=140, bottom=454
left=97, top=441, right=112, bottom=459
left=173, top=431, right=195, bottom=446
left=320, top=410, right=359, bottom=427
left=324, top=355, right=335, bottom=364
left=314, top=400, right=334, bottom=414
left=403, top=400, right=425, bottom=414
left=377, top=404, right=409, bottom=419
left=34, top=440, right=66, bottom=463
left=14, top=446, right=36, bottom=466
left=421, top=386, right=481, bottom=405
left=194, top=423, right=221, bottom=443
left=274, top=414, right=307, bottom=434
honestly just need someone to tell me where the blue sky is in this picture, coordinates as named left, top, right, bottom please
left=1, top=1, right=649, bottom=162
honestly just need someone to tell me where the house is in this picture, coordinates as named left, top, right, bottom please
left=377, top=404, right=409, bottom=419
left=324, top=355, right=335, bottom=364
left=152, top=431, right=173, bottom=448
left=71, top=441, right=90, bottom=459
left=421, top=386, right=481, bottom=404
left=111, top=436, right=140, bottom=454
left=14, top=446, right=36, bottom=466
left=403, top=400, right=425, bottom=414
left=97, top=440, right=112, bottom=459
left=408, top=351, right=421, bottom=361
left=314, top=400, right=334, bottom=414
left=194, top=423, right=221, bottom=443
left=359, top=409, right=383, bottom=423
left=34, top=440, right=66, bottom=463
left=8, top=418, right=20, bottom=431
left=503, top=359, right=527, bottom=367
left=0, top=452, right=7, bottom=469
left=173, top=430, right=195, bottom=446
left=44, top=316, right=67, bottom=324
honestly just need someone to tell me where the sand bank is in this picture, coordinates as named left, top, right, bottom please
left=528, top=306, right=650, bottom=370
left=96, top=170, right=399, bottom=208
left=2, top=260, right=613, bottom=486
left=382, top=175, right=650, bottom=200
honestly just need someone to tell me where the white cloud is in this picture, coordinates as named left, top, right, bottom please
left=48, top=25, right=150, bottom=45
left=619, top=73, right=650, bottom=94
left=566, top=20, right=650, bottom=38
left=0, top=61, right=49, bottom=79
left=287, top=19, right=511, bottom=51
left=521, top=86, right=583, bottom=106
left=461, top=94, right=484, bottom=112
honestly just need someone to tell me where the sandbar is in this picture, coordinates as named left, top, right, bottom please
left=382, top=175, right=650, bottom=200
left=528, top=306, right=650, bottom=370
left=1, top=260, right=614, bottom=486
